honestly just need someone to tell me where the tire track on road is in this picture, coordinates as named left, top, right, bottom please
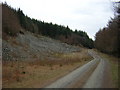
left=45, top=50, right=112, bottom=88
left=45, top=58, right=100, bottom=88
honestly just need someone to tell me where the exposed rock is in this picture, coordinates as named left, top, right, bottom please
left=2, top=31, right=81, bottom=61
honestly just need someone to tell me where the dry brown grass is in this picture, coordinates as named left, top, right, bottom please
left=3, top=49, right=93, bottom=88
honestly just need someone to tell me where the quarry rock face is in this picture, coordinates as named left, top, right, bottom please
left=3, top=31, right=81, bottom=61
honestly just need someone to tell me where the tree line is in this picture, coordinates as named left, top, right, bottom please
left=2, top=3, right=94, bottom=48
left=94, top=1, right=120, bottom=57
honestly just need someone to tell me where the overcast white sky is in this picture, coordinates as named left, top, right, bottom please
left=1, top=0, right=118, bottom=40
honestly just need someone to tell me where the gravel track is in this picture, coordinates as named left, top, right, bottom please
left=45, top=50, right=112, bottom=88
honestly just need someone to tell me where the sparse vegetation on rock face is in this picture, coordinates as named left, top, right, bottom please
left=2, top=31, right=81, bottom=61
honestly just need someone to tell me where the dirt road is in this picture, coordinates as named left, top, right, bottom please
left=45, top=50, right=113, bottom=88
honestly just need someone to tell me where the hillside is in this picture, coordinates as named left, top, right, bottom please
left=1, top=1, right=119, bottom=88
left=2, top=3, right=94, bottom=49
left=2, top=3, right=94, bottom=87
left=3, top=31, right=81, bottom=61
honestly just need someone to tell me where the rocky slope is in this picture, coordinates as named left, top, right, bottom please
left=3, top=31, right=81, bottom=61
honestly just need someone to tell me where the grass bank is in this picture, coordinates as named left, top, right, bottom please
left=3, top=49, right=93, bottom=88
left=94, top=49, right=119, bottom=88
